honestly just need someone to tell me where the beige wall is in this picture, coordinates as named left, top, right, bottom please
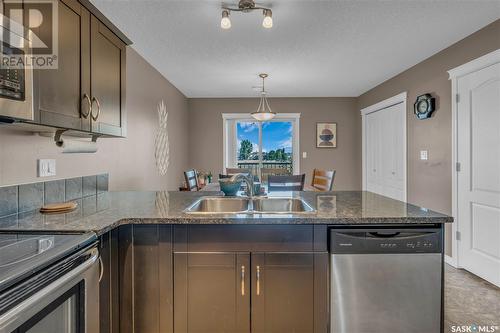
left=357, top=20, right=500, bottom=255
left=0, top=48, right=189, bottom=191
left=188, top=98, right=361, bottom=190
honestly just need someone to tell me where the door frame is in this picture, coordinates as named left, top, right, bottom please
left=447, top=49, right=500, bottom=268
left=222, top=113, right=301, bottom=175
left=360, top=92, right=407, bottom=202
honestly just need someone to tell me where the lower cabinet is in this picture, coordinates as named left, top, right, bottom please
left=99, top=225, right=174, bottom=333
left=174, top=251, right=328, bottom=333
left=251, top=253, right=315, bottom=333
left=99, top=225, right=328, bottom=333
left=174, top=253, right=250, bottom=333
left=98, top=228, right=120, bottom=333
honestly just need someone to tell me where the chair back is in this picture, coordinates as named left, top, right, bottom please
left=261, top=167, right=291, bottom=183
left=184, top=169, right=199, bottom=191
left=268, top=174, right=306, bottom=192
left=226, top=168, right=252, bottom=176
left=311, top=169, right=336, bottom=191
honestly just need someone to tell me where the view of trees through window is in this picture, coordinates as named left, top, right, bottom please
left=236, top=121, right=293, bottom=173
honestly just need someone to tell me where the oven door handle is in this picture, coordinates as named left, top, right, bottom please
left=0, top=247, right=99, bottom=332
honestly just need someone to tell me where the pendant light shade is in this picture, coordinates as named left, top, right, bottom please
left=251, top=74, right=275, bottom=121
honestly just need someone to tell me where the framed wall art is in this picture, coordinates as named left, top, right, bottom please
left=316, top=123, right=337, bottom=148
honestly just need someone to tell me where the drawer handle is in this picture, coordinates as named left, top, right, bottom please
left=256, top=265, right=261, bottom=296
left=81, top=93, right=92, bottom=119
left=241, top=265, right=245, bottom=296
left=91, top=97, right=101, bottom=121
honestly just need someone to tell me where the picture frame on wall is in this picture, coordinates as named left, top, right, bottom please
left=316, top=122, right=337, bottom=148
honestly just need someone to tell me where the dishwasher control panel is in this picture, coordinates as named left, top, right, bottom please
left=330, top=227, right=442, bottom=254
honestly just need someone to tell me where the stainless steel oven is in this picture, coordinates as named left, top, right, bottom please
left=0, top=233, right=99, bottom=333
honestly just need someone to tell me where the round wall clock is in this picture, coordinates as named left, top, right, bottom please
left=414, top=94, right=436, bottom=120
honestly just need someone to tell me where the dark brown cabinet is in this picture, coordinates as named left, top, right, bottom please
left=173, top=225, right=329, bottom=333
left=251, top=253, right=315, bottom=333
left=174, top=252, right=327, bottom=333
left=90, top=15, right=126, bottom=137
left=174, top=252, right=250, bottom=333
left=32, top=0, right=91, bottom=131
left=98, top=228, right=120, bottom=333
left=28, top=0, right=127, bottom=136
left=102, top=225, right=174, bottom=333
left=100, top=225, right=329, bottom=333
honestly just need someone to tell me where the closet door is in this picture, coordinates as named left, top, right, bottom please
left=365, top=111, right=380, bottom=194
left=384, top=103, right=406, bottom=201
left=364, top=102, right=406, bottom=201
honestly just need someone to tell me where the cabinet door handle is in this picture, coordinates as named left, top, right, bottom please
left=91, top=97, right=101, bottom=121
left=241, top=265, right=245, bottom=296
left=81, top=93, right=92, bottom=119
left=256, top=265, right=261, bottom=296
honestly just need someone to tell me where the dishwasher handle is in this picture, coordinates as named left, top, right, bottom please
left=368, top=232, right=401, bottom=238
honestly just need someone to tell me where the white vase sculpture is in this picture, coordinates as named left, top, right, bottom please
left=155, top=100, right=170, bottom=176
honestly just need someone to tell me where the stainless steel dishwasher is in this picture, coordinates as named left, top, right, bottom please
left=330, top=226, right=443, bottom=333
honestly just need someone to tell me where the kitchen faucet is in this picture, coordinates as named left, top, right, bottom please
left=229, top=173, right=254, bottom=199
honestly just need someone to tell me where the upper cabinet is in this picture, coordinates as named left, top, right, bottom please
left=90, top=15, right=126, bottom=137
left=33, top=0, right=91, bottom=132
left=31, top=0, right=129, bottom=137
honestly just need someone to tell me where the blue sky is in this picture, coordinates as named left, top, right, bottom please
left=237, top=121, right=292, bottom=153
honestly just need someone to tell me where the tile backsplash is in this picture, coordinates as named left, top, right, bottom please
left=0, top=174, right=109, bottom=218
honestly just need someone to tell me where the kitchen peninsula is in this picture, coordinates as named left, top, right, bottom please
left=0, top=190, right=451, bottom=333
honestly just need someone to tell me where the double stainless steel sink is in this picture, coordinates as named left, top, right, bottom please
left=184, top=196, right=316, bottom=214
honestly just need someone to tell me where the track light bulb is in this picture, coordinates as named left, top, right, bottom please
left=221, top=10, right=231, bottom=29
left=262, top=9, right=273, bottom=28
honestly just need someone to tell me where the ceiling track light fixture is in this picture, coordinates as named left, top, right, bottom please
left=251, top=73, right=276, bottom=121
left=221, top=0, right=273, bottom=29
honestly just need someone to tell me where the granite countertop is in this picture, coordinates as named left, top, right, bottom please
left=0, top=191, right=453, bottom=236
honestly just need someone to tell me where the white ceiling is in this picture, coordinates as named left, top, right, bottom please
left=90, top=0, right=499, bottom=98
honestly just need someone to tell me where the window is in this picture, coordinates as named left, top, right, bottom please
left=223, top=114, right=300, bottom=179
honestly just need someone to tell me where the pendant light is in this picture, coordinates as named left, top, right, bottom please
left=251, top=73, right=276, bottom=121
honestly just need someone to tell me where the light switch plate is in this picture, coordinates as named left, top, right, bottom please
left=420, top=150, right=428, bottom=160
left=38, top=159, right=56, bottom=177
left=302, top=152, right=307, bottom=158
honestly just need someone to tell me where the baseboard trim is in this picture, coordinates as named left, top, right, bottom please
left=445, top=255, right=458, bottom=268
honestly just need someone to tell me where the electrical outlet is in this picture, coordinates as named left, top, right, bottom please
left=302, top=152, right=307, bottom=159
left=420, top=150, right=428, bottom=161
left=38, top=159, right=56, bottom=177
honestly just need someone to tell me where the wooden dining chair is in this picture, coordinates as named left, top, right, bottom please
left=268, top=174, right=306, bottom=192
left=183, top=169, right=200, bottom=191
left=261, top=167, right=291, bottom=183
left=311, top=169, right=336, bottom=191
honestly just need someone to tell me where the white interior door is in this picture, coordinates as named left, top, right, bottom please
left=457, top=62, right=500, bottom=287
left=364, top=102, right=406, bottom=201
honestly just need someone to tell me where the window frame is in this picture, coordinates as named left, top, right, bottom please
left=222, top=113, right=301, bottom=176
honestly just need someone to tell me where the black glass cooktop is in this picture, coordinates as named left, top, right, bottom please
left=0, top=233, right=96, bottom=292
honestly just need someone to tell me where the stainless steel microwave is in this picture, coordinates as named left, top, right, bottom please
left=0, top=15, right=34, bottom=122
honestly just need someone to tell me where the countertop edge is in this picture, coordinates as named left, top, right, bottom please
left=90, top=216, right=453, bottom=236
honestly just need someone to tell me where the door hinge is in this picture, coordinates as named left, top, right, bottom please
left=456, top=231, right=461, bottom=241
left=456, top=94, right=460, bottom=103
left=456, top=162, right=461, bottom=172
